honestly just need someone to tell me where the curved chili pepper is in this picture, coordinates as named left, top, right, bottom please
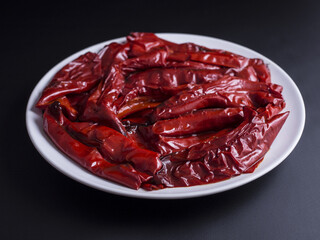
left=168, top=51, right=249, bottom=68
left=126, top=68, right=226, bottom=88
left=155, top=90, right=253, bottom=120
left=117, top=68, right=226, bottom=109
left=154, top=77, right=283, bottom=120
left=36, top=52, right=102, bottom=108
left=152, top=108, right=244, bottom=137
left=127, top=32, right=246, bottom=59
left=127, top=32, right=209, bottom=57
left=121, top=46, right=249, bottom=74
left=153, top=130, right=231, bottom=155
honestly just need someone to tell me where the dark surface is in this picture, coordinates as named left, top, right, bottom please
left=1, top=1, right=319, bottom=239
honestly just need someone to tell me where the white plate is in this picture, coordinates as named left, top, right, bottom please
left=26, top=33, right=305, bottom=199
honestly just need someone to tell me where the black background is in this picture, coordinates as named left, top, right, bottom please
left=1, top=1, right=319, bottom=239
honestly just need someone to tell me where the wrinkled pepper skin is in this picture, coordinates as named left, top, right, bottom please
left=36, top=32, right=289, bottom=190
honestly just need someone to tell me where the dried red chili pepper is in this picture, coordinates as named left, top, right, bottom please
left=140, top=127, right=232, bottom=156
left=125, top=68, right=226, bottom=89
left=153, top=77, right=284, bottom=120
left=36, top=52, right=103, bottom=108
left=152, top=108, right=244, bottom=136
left=117, top=68, right=227, bottom=107
left=36, top=33, right=288, bottom=190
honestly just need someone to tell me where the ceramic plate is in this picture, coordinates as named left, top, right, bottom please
left=26, top=33, right=305, bottom=199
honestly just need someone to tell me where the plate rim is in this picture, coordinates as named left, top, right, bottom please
left=26, top=33, right=306, bottom=199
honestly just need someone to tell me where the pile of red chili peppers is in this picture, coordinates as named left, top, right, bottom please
left=36, top=33, right=289, bottom=190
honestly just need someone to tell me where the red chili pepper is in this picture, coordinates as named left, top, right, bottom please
left=118, top=68, right=227, bottom=105
left=127, top=32, right=210, bottom=57
left=153, top=130, right=231, bottom=155
left=126, top=68, right=226, bottom=88
left=127, top=32, right=247, bottom=60
left=121, top=46, right=250, bottom=74
left=152, top=108, right=244, bottom=137
left=154, top=77, right=284, bottom=120
left=168, top=51, right=249, bottom=68
left=36, top=52, right=102, bottom=108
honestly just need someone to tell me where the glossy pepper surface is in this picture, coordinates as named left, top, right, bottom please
left=36, top=33, right=288, bottom=190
